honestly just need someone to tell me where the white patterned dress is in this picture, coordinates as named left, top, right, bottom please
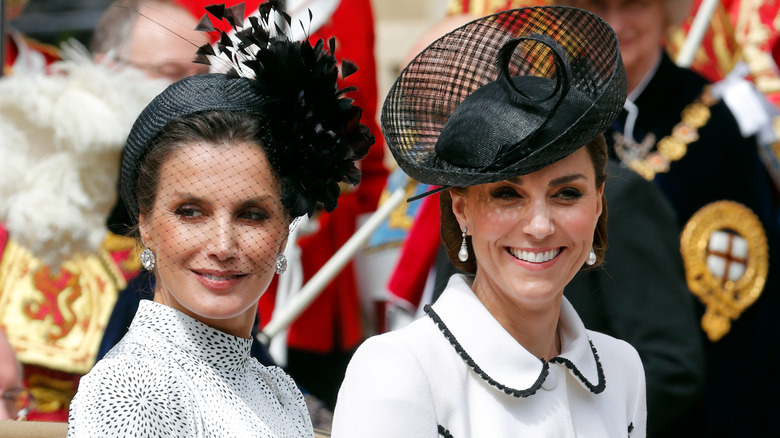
left=67, top=300, right=314, bottom=437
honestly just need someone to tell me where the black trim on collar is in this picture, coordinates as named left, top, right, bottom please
left=438, top=425, right=454, bottom=438
left=425, top=305, right=548, bottom=398
left=425, top=304, right=606, bottom=397
left=550, top=341, right=606, bottom=394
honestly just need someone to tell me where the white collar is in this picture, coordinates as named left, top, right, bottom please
left=427, top=274, right=605, bottom=397
left=131, top=300, right=254, bottom=373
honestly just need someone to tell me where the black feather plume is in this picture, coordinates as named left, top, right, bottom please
left=198, top=1, right=374, bottom=218
left=224, top=4, right=245, bottom=27
left=204, top=4, right=226, bottom=20
left=341, top=60, right=358, bottom=79
left=196, top=14, right=216, bottom=32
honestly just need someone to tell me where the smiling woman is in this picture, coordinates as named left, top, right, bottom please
left=447, top=146, right=605, bottom=358
left=136, top=125, right=289, bottom=338
left=331, top=6, right=647, bottom=438
left=65, top=2, right=373, bottom=437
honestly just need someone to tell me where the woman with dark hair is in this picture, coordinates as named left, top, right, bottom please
left=331, top=6, right=646, bottom=437
left=66, top=3, right=372, bottom=437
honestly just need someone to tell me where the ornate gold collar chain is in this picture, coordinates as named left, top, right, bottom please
left=613, top=85, right=718, bottom=180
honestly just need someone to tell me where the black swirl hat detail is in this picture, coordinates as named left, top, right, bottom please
left=382, top=6, right=626, bottom=196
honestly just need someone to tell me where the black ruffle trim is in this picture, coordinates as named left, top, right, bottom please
left=438, top=425, right=454, bottom=438
left=549, top=339, right=606, bottom=394
left=425, top=304, right=606, bottom=397
left=424, top=305, right=548, bottom=398
left=196, top=1, right=373, bottom=219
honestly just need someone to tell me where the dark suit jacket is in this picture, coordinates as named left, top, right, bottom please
left=565, top=163, right=704, bottom=437
left=610, top=52, right=780, bottom=436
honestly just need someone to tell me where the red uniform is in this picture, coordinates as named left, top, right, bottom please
left=3, top=31, right=58, bottom=75
left=257, top=0, right=387, bottom=354
left=0, top=223, right=139, bottom=421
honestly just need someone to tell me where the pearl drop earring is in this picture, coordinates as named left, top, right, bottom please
left=586, top=248, right=597, bottom=266
left=458, top=227, right=469, bottom=262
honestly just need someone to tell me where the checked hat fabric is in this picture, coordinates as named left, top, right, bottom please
left=382, top=6, right=626, bottom=192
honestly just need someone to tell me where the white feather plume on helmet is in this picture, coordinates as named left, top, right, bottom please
left=0, top=41, right=168, bottom=268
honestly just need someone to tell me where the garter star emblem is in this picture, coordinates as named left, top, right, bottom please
left=680, top=201, right=768, bottom=341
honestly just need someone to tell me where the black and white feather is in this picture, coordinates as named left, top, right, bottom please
left=195, top=1, right=373, bottom=218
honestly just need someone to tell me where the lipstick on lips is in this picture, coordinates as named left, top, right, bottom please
left=194, top=269, right=247, bottom=290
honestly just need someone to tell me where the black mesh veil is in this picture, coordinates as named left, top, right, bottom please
left=121, top=74, right=269, bottom=221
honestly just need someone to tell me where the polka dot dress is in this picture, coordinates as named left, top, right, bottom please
left=67, top=300, right=314, bottom=437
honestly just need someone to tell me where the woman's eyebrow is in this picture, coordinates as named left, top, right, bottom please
left=173, top=193, right=202, bottom=203
left=505, top=174, right=587, bottom=186
left=235, top=196, right=275, bottom=209
left=550, top=174, right=586, bottom=186
left=172, top=193, right=276, bottom=208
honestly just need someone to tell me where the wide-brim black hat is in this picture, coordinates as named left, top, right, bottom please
left=382, top=6, right=626, bottom=193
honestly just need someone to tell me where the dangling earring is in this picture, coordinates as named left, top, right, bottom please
left=276, top=253, right=287, bottom=274
left=141, top=248, right=155, bottom=270
left=586, top=248, right=597, bottom=266
left=458, top=227, right=469, bottom=262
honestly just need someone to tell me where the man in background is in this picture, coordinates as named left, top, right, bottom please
left=90, top=0, right=209, bottom=83
left=92, top=0, right=211, bottom=237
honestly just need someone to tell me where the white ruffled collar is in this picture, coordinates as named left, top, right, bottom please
left=427, top=274, right=605, bottom=397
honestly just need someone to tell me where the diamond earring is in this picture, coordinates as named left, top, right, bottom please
left=458, top=227, right=469, bottom=262
left=276, top=253, right=287, bottom=274
left=141, top=248, right=155, bottom=270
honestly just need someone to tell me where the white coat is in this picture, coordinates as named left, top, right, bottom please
left=332, top=274, right=646, bottom=437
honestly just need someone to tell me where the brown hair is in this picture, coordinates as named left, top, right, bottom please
left=440, top=135, right=609, bottom=273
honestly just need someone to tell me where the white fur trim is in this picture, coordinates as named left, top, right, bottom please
left=0, top=40, right=169, bottom=267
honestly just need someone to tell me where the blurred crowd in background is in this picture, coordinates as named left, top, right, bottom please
left=3, top=0, right=780, bottom=436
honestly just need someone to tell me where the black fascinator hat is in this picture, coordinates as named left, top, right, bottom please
left=382, top=6, right=626, bottom=197
left=121, top=1, right=373, bottom=220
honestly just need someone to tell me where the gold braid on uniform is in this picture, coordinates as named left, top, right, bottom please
left=613, top=85, right=718, bottom=181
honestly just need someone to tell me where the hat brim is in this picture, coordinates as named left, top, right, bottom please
left=382, top=6, right=626, bottom=188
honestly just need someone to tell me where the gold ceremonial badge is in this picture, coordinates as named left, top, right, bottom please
left=0, top=235, right=131, bottom=374
left=680, top=201, right=768, bottom=341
